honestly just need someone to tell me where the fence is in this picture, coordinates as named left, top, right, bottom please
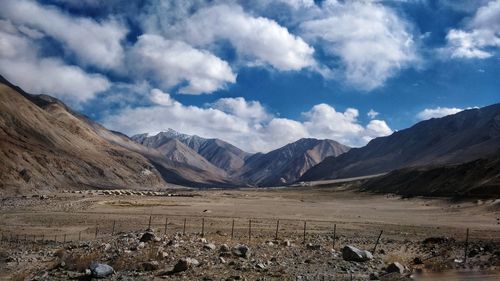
left=0, top=213, right=477, bottom=263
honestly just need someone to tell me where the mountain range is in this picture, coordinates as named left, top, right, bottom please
left=1, top=75, right=499, bottom=197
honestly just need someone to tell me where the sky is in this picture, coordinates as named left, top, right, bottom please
left=0, top=0, right=499, bottom=153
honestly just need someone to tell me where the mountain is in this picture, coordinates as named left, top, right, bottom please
left=301, top=104, right=500, bottom=182
left=236, top=138, right=350, bottom=186
left=0, top=76, right=166, bottom=194
left=361, top=157, right=500, bottom=198
left=132, top=130, right=252, bottom=173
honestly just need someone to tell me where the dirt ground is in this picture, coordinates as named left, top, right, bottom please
left=0, top=186, right=499, bottom=280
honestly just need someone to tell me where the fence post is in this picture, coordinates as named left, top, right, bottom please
left=333, top=224, right=337, bottom=250
left=95, top=224, right=99, bottom=239
left=64, top=234, right=66, bottom=243
left=41, top=234, right=44, bottom=243
left=303, top=221, right=307, bottom=243
left=148, top=215, right=152, bottom=230
left=275, top=220, right=280, bottom=240
left=372, top=230, right=383, bottom=254
left=54, top=235, right=57, bottom=242
left=201, top=218, right=205, bottom=237
left=464, top=228, right=469, bottom=263
left=183, top=218, right=187, bottom=235
left=78, top=231, right=81, bottom=241
left=231, top=219, right=235, bottom=240
left=248, top=219, right=252, bottom=242
left=112, top=221, right=116, bottom=236
left=164, top=218, right=168, bottom=235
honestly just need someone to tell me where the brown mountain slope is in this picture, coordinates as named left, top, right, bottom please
left=361, top=157, right=500, bottom=198
left=301, top=104, right=500, bottom=182
left=0, top=77, right=165, bottom=195
left=237, top=138, right=350, bottom=186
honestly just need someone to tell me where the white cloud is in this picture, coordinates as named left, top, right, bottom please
left=445, top=0, right=500, bottom=59
left=416, top=107, right=463, bottom=120
left=176, top=4, right=315, bottom=71
left=367, top=109, right=379, bottom=119
left=0, top=24, right=110, bottom=104
left=129, top=34, right=236, bottom=94
left=211, top=97, right=270, bottom=123
left=0, top=0, right=127, bottom=69
left=103, top=92, right=393, bottom=153
left=301, top=1, right=417, bottom=90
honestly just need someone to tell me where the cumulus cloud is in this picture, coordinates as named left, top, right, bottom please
left=129, top=34, right=236, bottom=94
left=176, top=4, right=315, bottom=71
left=103, top=91, right=393, bottom=152
left=416, top=107, right=463, bottom=120
left=0, top=22, right=110, bottom=104
left=445, top=0, right=500, bottom=59
left=367, top=109, right=379, bottom=119
left=300, top=1, right=417, bottom=90
left=0, top=0, right=127, bottom=69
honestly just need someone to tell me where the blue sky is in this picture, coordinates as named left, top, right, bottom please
left=0, top=0, right=499, bottom=152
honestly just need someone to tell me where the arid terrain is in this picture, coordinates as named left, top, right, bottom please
left=1, top=184, right=499, bottom=280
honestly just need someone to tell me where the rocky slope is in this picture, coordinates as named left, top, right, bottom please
left=0, top=76, right=165, bottom=194
left=301, top=104, right=500, bottom=182
left=361, top=156, right=500, bottom=198
left=237, top=138, right=350, bottom=186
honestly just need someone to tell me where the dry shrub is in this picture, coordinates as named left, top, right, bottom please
left=64, top=250, right=99, bottom=272
left=383, top=246, right=415, bottom=265
left=10, top=270, right=31, bottom=281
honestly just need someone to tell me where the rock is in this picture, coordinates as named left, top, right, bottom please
left=219, top=257, right=226, bottom=264
left=306, top=243, right=321, bottom=250
left=199, top=238, right=207, bottom=243
left=341, top=245, right=373, bottom=262
left=282, top=240, right=292, bottom=247
left=204, top=243, right=216, bottom=251
left=369, top=272, right=380, bottom=280
left=140, top=232, right=156, bottom=243
left=256, top=263, right=266, bottom=269
left=413, top=257, right=423, bottom=264
left=89, top=263, right=114, bottom=278
left=172, top=258, right=199, bottom=273
left=220, top=244, right=230, bottom=252
left=158, top=251, right=169, bottom=259
left=386, top=262, right=404, bottom=274
left=140, top=261, right=159, bottom=271
left=233, top=244, right=251, bottom=259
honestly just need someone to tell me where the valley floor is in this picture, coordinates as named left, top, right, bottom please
left=0, top=186, right=499, bottom=280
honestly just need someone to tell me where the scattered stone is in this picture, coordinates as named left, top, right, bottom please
left=233, top=244, right=251, bottom=259
left=139, top=232, right=156, bottom=243
left=256, top=263, right=266, bottom=269
left=386, top=262, right=404, bottom=274
left=282, top=240, right=292, bottom=247
left=413, top=257, right=423, bottom=264
left=423, top=237, right=453, bottom=244
left=173, top=258, right=199, bottom=273
left=342, top=245, right=373, bottom=262
left=89, top=263, right=114, bottom=278
left=369, top=272, right=380, bottom=280
left=219, top=257, right=226, bottom=264
left=220, top=244, right=230, bottom=253
left=306, top=243, right=321, bottom=250
left=204, top=243, right=216, bottom=251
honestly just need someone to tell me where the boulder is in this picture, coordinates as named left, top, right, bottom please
left=386, top=262, right=404, bottom=274
left=369, top=272, right=380, bottom=280
left=220, top=244, right=230, bottom=253
left=140, top=232, right=156, bottom=242
left=341, top=245, right=373, bottom=262
left=140, top=261, right=159, bottom=271
left=204, top=243, right=216, bottom=251
left=172, top=258, right=199, bottom=273
left=233, top=244, right=251, bottom=259
left=89, top=263, right=114, bottom=278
